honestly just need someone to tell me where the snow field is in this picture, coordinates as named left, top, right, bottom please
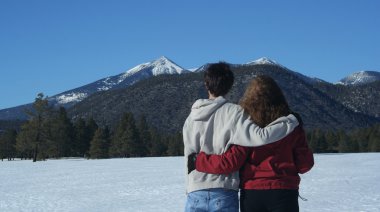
left=1, top=153, right=380, bottom=212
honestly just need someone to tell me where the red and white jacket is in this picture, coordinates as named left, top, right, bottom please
left=195, top=126, right=314, bottom=190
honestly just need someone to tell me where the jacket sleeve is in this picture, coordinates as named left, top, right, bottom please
left=231, top=111, right=299, bottom=148
left=293, top=127, right=314, bottom=174
left=195, top=145, right=249, bottom=175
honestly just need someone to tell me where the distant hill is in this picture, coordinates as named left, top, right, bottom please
left=338, top=71, right=380, bottom=86
left=313, top=80, right=380, bottom=118
left=1, top=57, right=379, bottom=133
left=0, top=56, right=189, bottom=120
left=67, top=64, right=379, bottom=133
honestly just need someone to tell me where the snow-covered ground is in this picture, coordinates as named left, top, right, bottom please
left=1, top=153, right=380, bottom=212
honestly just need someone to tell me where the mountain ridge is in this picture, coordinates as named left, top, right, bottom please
left=337, top=70, right=380, bottom=86
left=0, top=56, right=190, bottom=119
left=0, top=57, right=379, bottom=129
left=51, top=56, right=189, bottom=106
left=67, top=64, right=379, bottom=133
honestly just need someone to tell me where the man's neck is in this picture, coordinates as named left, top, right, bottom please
left=208, top=92, right=217, bottom=100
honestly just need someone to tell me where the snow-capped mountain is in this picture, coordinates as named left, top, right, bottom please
left=188, top=57, right=323, bottom=85
left=338, top=71, right=380, bottom=86
left=246, top=57, right=282, bottom=66
left=51, top=56, right=189, bottom=106
left=245, top=57, right=326, bottom=85
left=0, top=56, right=189, bottom=120
left=122, top=56, right=187, bottom=77
left=192, top=64, right=209, bottom=72
left=0, top=56, right=378, bottom=123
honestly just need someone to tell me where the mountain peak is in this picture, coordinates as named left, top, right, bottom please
left=157, top=56, right=170, bottom=61
left=118, top=56, right=188, bottom=82
left=338, top=70, right=380, bottom=86
left=150, top=56, right=184, bottom=73
left=246, top=57, right=282, bottom=66
left=154, top=56, right=171, bottom=64
left=53, top=56, right=189, bottom=106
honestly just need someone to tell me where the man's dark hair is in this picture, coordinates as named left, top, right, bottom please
left=204, top=62, right=234, bottom=97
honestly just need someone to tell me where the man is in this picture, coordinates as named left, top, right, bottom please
left=183, top=62, right=299, bottom=212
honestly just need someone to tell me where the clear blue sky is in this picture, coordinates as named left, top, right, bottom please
left=1, top=0, right=379, bottom=109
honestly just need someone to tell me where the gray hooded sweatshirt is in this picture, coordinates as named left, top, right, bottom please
left=183, top=96, right=299, bottom=193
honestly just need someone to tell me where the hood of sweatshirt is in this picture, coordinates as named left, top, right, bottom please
left=190, top=96, right=228, bottom=121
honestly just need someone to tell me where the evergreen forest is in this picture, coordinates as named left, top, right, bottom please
left=1, top=93, right=379, bottom=162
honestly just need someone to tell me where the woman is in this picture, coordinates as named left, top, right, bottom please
left=191, top=75, right=314, bottom=212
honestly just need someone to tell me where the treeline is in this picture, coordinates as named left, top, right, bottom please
left=1, top=93, right=380, bottom=162
left=306, top=125, right=380, bottom=153
left=0, top=94, right=183, bottom=162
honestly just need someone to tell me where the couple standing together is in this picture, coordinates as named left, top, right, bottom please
left=183, top=62, right=314, bottom=212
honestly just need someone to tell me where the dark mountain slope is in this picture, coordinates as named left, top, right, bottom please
left=313, top=80, right=380, bottom=118
left=68, top=65, right=379, bottom=133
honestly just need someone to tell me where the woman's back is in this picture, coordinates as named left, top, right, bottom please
left=240, top=126, right=313, bottom=190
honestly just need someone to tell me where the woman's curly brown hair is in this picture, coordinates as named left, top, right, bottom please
left=239, top=75, right=291, bottom=127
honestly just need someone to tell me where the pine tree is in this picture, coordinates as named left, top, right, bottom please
left=325, top=130, right=339, bottom=153
left=0, top=132, right=5, bottom=160
left=338, top=130, right=359, bottom=153
left=149, top=128, right=167, bottom=156
left=89, top=127, right=110, bottom=159
left=338, top=130, right=349, bottom=153
left=73, top=118, right=87, bottom=157
left=166, top=132, right=184, bottom=156
left=109, top=114, right=128, bottom=157
left=352, top=127, right=370, bottom=152
left=46, top=107, right=74, bottom=158
left=72, top=117, right=98, bottom=158
left=16, top=93, right=52, bottom=162
left=121, top=113, right=141, bottom=157
left=308, top=128, right=328, bottom=153
left=136, top=115, right=150, bottom=157
left=15, top=124, right=34, bottom=160
left=85, top=118, right=98, bottom=158
left=109, top=113, right=140, bottom=157
left=0, top=130, right=17, bottom=161
left=368, top=125, right=380, bottom=152
left=307, top=130, right=317, bottom=152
